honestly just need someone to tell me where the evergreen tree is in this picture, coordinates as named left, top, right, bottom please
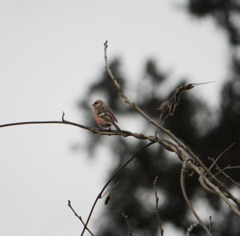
left=78, top=1, right=240, bottom=235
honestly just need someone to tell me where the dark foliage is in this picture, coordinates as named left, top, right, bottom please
left=77, top=2, right=240, bottom=235
left=187, top=0, right=240, bottom=45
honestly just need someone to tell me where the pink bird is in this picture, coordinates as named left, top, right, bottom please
left=92, top=99, right=121, bottom=131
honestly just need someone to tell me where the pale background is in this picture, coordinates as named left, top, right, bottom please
left=0, top=0, right=227, bottom=235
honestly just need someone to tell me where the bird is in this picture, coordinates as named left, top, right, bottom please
left=92, top=99, right=121, bottom=131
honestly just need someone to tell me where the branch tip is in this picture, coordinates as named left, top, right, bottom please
left=62, top=112, right=65, bottom=121
left=104, top=40, right=108, bottom=48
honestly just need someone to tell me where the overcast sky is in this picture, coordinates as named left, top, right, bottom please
left=0, top=1, right=228, bottom=236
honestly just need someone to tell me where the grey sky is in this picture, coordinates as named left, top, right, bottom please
left=0, top=1, right=227, bottom=235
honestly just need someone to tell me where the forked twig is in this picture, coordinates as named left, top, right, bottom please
left=157, top=81, right=215, bottom=126
left=209, top=160, right=240, bottom=188
left=68, top=200, right=94, bottom=236
left=208, top=142, right=236, bottom=172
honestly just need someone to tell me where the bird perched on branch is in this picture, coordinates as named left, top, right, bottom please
left=92, top=99, right=121, bottom=131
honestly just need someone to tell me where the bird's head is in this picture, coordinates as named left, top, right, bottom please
left=92, top=99, right=104, bottom=108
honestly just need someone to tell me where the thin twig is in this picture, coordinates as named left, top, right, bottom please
left=62, top=111, right=66, bottom=121
left=156, top=81, right=215, bottom=127
left=209, top=160, right=240, bottom=188
left=214, top=164, right=240, bottom=176
left=80, top=141, right=155, bottom=235
left=208, top=142, right=236, bottom=172
left=0, top=119, right=165, bottom=144
left=68, top=200, right=95, bottom=236
left=122, top=213, right=134, bottom=236
left=224, top=165, right=240, bottom=170
left=186, top=162, right=240, bottom=216
left=180, top=161, right=212, bottom=236
left=198, top=167, right=216, bottom=194
left=186, top=222, right=198, bottom=236
left=204, top=178, right=240, bottom=216
left=153, top=176, right=164, bottom=236
left=0, top=119, right=166, bottom=143
left=208, top=216, right=213, bottom=232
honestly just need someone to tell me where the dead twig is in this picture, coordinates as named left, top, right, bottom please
left=187, top=162, right=240, bottom=216
left=67, top=200, right=94, bottom=236
left=208, top=142, right=236, bottom=172
left=153, top=176, right=164, bottom=236
left=122, top=213, right=134, bottom=236
left=157, top=81, right=214, bottom=126
left=0, top=119, right=164, bottom=144
left=186, top=222, right=198, bottom=236
left=209, top=216, right=213, bottom=232
left=180, top=160, right=212, bottom=236
left=209, top=160, right=240, bottom=188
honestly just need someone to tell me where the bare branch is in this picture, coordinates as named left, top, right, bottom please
left=0, top=119, right=164, bottom=143
left=180, top=160, right=212, bottom=236
left=104, top=40, right=169, bottom=132
left=209, top=216, right=213, bottom=232
left=198, top=167, right=216, bottom=194
left=103, top=41, right=240, bottom=210
left=224, top=165, right=240, bottom=170
left=122, top=213, right=134, bottom=236
left=157, top=81, right=214, bottom=125
left=67, top=200, right=94, bottom=236
left=80, top=141, right=155, bottom=236
left=186, top=161, right=240, bottom=216
left=3, top=117, right=239, bottom=212
left=203, top=177, right=240, bottom=216
left=62, top=111, right=66, bottom=121
left=1, top=41, right=239, bottom=236
left=208, top=142, right=236, bottom=172
left=186, top=222, right=198, bottom=236
left=153, top=176, right=164, bottom=236
left=209, top=160, right=240, bottom=188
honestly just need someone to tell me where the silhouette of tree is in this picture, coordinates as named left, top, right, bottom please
left=188, top=0, right=240, bottom=45
left=77, top=2, right=240, bottom=235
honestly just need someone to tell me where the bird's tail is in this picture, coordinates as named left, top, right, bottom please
left=113, top=122, right=121, bottom=131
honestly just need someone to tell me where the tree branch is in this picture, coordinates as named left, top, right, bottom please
left=0, top=119, right=165, bottom=143
left=180, top=160, right=212, bottom=236
left=122, top=213, right=134, bottom=236
left=80, top=141, right=155, bottom=235
left=153, top=176, right=164, bottom=236
left=104, top=40, right=240, bottom=210
left=67, top=200, right=94, bottom=236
